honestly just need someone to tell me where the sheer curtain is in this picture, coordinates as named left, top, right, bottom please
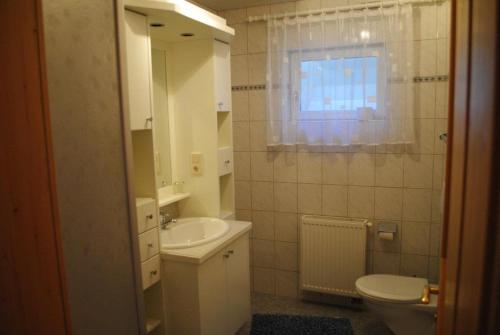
left=266, top=4, right=415, bottom=147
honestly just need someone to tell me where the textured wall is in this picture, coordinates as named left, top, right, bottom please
left=43, top=1, right=141, bottom=334
left=219, top=0, right=450, bottom=297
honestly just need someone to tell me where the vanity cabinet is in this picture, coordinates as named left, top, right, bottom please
left=213, top=40, right=232, bottom=112
left=164, top=233, right=250, bottom=335
left=124, top=10, right=153, bottom=130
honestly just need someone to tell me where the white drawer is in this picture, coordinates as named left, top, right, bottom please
left=136, top=198, right=157, bottom=234
left=141, top=255, right=160, bottom=290
left=218, top=146, right=233, bottom=177
left=138, top=228, right=159, bottom=262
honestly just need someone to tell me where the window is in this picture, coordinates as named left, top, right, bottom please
left=300, top=56, right=378, bottom=113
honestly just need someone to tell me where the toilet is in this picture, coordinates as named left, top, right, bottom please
left=355, top=274, right=437, bottom=335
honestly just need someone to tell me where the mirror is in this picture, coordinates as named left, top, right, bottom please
left=151, top=47, right=173, bottom=188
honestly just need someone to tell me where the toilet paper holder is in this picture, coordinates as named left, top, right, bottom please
left=377, top=223, right=397, bottom=234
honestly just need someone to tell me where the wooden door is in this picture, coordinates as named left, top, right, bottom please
left=0, top=0, right=71, bottom=334
left=438, top=0, right=500, bottom=334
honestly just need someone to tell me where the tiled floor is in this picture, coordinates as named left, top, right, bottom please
left=237, top=293, right=391, bottom=335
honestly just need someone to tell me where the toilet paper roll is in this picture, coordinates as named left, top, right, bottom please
left=378, top=232, right=394, bottom=241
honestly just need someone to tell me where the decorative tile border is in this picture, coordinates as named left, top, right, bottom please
left=413, top=75, right=449, bottom=82
left=232, top=84, right=266, bottom=91
left=231, top=76, right=448, bottom=91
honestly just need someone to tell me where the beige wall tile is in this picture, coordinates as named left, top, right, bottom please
left=428, top=256, right=440, bottom=284
left=406, top=119, right=435, bottom=154
left=274, top=151, right=298, bottom=182
left=251, top=151, right=274, bottom=181
left=298, top=152, right=322, bottom=184
left=253, top=267, right=275, bottom=294
left=252, top=181, right=274, bottom=210
left=373, top=251, right=400, bottom=275
left=248, top=53, right=266, bottom=84
left=275, top=212, right=298, bottom=242
left=322, top=185, right=348, bottom=217
left=298, top=183, right=322, bottom=214
left=321, top=0, right=349, bottom=8
left=252, top=210, right=275, bottom=240
left=247, top=5, right=270, bottom=18
left=434, top=118, right=448, bottom=154
left=274, top=182, right=298, bottom=213
left=413, top=5, right=437, bottom=40
left=415, top=40, right=437, bottom=76
left=296, top=0, right=321, bottom=11
left=435, top=82, right=449, bottom=118
left=431, top=189, right=443, bottom=223
left=235, top=209, right=252, bottom=221
left=249, top=89, right=266, bottom=120
left=235, top=181, right=251, bottom=209
left=248, top=21, right=267, bottom=54
left=375, top=154, right=404, bottom=187
left=348, top=186, right=374, bottom=218
left=275, top=241, right=298, bottom=271
left=221, top=8, right=247, bottom=25
left=348, top=153, right=375, bottom=186
left=433, top=155, right=445, bottom=190
left=402, top=222, right=430, bottom=255
left=429, top=224, right=441, bottom=256
left=275, top=270, right=298, bottom=298
left=403, top=154, right=434, bottom=188
left=403, top=188, right=432, bottom=222
left=234, top=151, right=251, bottom=180
left=400, top=254, right=429, bottom=278
left=232, top=90, right=249, bottom=121
left=230, top=23, right=248, bottom=55
left=231, top=54, right=248, bottom=86
left=233, top=121, right=250, bottom=151
left=250, top=121, right=267, bottom=151
left=253, top=239, right=275, bottom=268
left=414, top=82, right=436, bottom=118
left=322, top=153, right=348, bottom=185
left=374, top=187, right=403, bottom=220
left=270, top=1, right=296, bottom=14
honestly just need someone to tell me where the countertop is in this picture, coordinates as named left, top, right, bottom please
left=160, top=220, right=252, bottom=264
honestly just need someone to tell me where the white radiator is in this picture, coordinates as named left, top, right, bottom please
left=300, top=215, right=370, bottom=297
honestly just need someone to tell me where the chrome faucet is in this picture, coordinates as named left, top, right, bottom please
left=160, top=212, right=176, bottom=230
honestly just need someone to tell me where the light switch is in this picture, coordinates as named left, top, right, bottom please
left=192, top=152, right=202, bottom=176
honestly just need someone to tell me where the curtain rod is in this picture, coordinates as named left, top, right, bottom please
left=247, top=0, right=447, bottom=22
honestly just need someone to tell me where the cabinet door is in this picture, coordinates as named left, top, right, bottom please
left=214, top=40, right=232, bottom=112
left=124, top=10, right=153, bottom=130
left=198, top=248, right=229, bottom=335
left=225, top=234, right=251, bottom=334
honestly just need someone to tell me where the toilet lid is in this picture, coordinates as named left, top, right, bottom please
left=355, top=274, right=428, bottom=304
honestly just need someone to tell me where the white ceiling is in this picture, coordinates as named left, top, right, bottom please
left=193, top=0, right=291, bottom=11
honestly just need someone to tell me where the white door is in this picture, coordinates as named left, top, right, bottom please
left=225, top=234, right=251, bottom=334
left=213, top=40, right=232, bottom=112
left=124, top=10, right=153, bottom=130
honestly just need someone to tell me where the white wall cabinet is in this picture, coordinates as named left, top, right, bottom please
left=213, top=40, right=232, bottom=112
left=124, top=10, right=153, bottom=130
left=164, top=233, right=250, bottom=335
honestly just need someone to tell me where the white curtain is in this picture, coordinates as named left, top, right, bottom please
left=266, top=5, right=415, bottom=147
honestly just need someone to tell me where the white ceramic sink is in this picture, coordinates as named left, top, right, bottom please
left=161, top=217, right=230, bottom=249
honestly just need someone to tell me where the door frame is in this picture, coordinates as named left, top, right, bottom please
left=438, top=0, right=500, bottom=334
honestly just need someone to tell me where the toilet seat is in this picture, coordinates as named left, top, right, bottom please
left=355, top=274, right=429, bottom=304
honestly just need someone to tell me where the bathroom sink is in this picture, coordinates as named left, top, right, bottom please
left=160, top=217, right=230, bottom=249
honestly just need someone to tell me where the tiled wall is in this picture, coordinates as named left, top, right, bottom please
left=218, top=0, right=450, bottom=298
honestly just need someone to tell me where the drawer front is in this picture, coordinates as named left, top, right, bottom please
left=138, top=228, right=159, bottom=262
left=141, top=255, right=160, bottom=290
left=136, top=199, right=157, bottom=233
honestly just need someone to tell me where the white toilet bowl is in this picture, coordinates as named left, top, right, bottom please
left=355, top=274, right=437, bottom=335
